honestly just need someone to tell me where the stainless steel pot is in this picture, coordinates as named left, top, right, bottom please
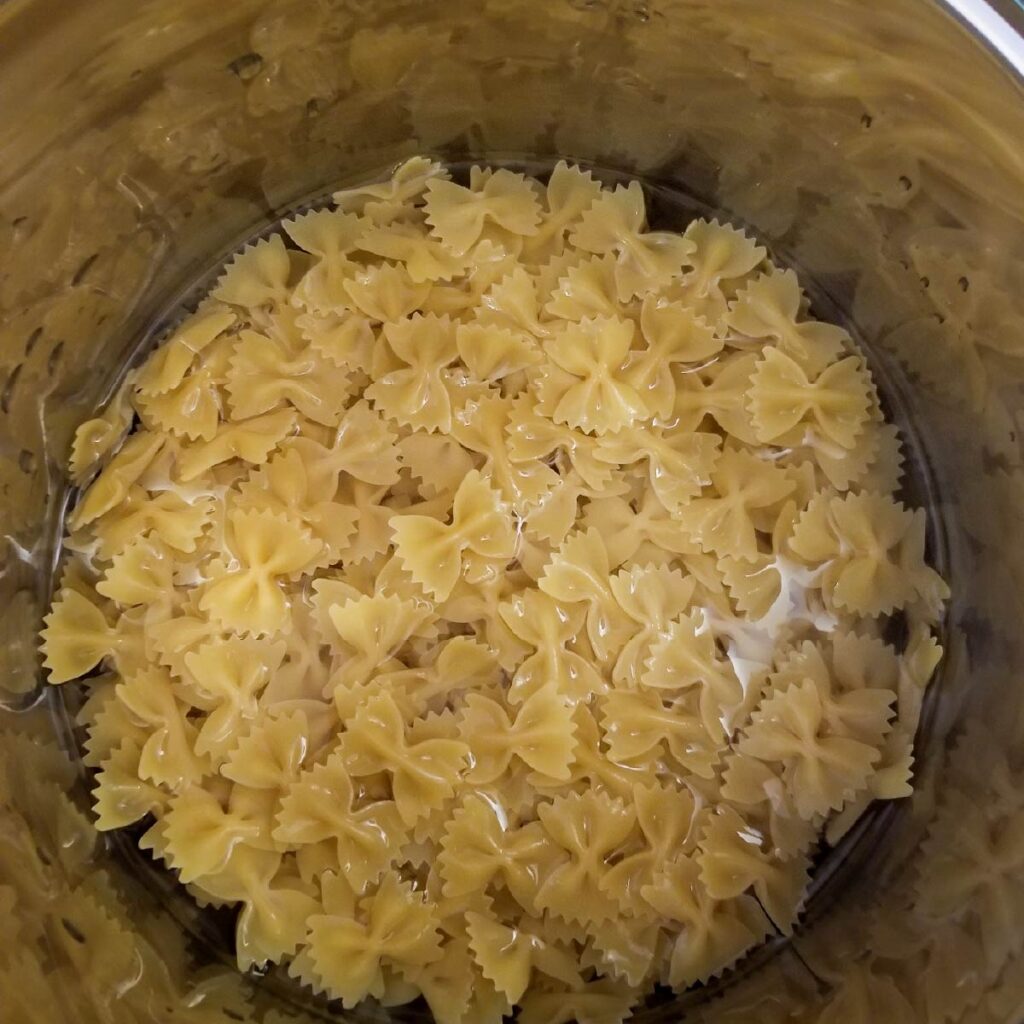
left=2, top=1, right=1023, bottom=1021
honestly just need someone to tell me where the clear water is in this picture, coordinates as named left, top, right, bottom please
left=45, top=157, right=950, bottom=1020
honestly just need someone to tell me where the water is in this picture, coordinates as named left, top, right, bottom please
left=44, top=156, right=950, bottom=1020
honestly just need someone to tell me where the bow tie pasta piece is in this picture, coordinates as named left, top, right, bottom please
left=190, top=846, right=318, bottom=971
left=455, top=322, right=543, bottom=383
left=642, top=612, right=744, bottom=745
left=749, top=347, right=872, bottom=451
left=544, top=253, right=621, bottom=323
left=580, top=491, right=695, bottom=569
left=477, top=266, right=549, bottom=338
left=790, top=491, right=932, bottom=616
left=291, top=398, right=402, bottom=493
left=738, top=679, right=886, bottom=820
left=95, top=535, right=176, bottom=608
left=135, top=310, right=237, bottom=399
left=598, top=782, right=700, bottom=918
left=344, top=262, right=432, bottom=322
left=673, top=448, right=796, bottom=560
left=640, top=858, right=769, bottom=990
left=696, top=805, right=809, bottom=933
left=538, top=528, right=635, bottom=665
left=325, top=592, right=434, bottom=697
left=220, top=708, right=311, bottom=789
left=69, top=375, right=136, bottom=484
left=436, top=795, right=563, bottom=914
left=338, top=693, right=469, bottom=826
left=596, top=422, right=722, bottom=513
left=537, top=703, right=657, bottom=800
left=294, top=307, right=375, bottom=373
left=673, top=351, right=761, bottom=444
left=213, top=235, right=293, bottom=310
left=274, top=751, right=408, bottom=891
left=498, top=589, right=607, bottom=704
left=226, top=328, right=353, bottom=426
left=198, top=508, right=322, bottom=636
left=399, top=431, right=479, bottom=500
left=533, top=790, right=637, bottom=926
left=664, top=219, right=767, bottom=330
left=333, top=155, right=448, bottom=222
left=114, top=667, right=209, bottom=789
left=364, top=313, right=459, bottom=432
left=69, top=430, right=166, bottom=529
left=306, top=872, right=443, bottom=1008
left=162, top=785, right=272, bottom=883
left=92, top=738, right=168, bottom=830
left=582, top=916, right=662, bottom=990
left=728, top=268, right=847, bottom=373
left=391, top=469, right=516, bottom=601
left=457, top=687, right=577, bottom=784
left=40, top=587, right=120, bottom=683
left=424, top=169, right=541, bottom=256
left=609, top=564, right=696, bottom=686
left=520, top=161, right=603, bottom=264
left=543, top=317, right=649, bottom=435
left=625, top=297, right=723, bottom=419
left=570, top=180, right=694, bottom=301
left=466, top=911, right=581, bottom=1006
left=518, top=979, right=638, bottom=1024
left=183, top=638, right=286, bottom=761
left=175, top=408, right=297, bottom=482
left=284, top=208, right=367, bottom=312
left=375, top=635, right=501, bottom=716
left=90, top=487, right=215, bottom=559
left=234, top=448, right=358, bottom=565
left=360, top=222, right=468, bottom=284
left=600, top=689, right=721, bottom=779
left=452, top=394, right=560, bottom=512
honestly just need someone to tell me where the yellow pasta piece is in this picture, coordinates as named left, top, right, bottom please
left=457, top=687, right=576, bottom=784
left=364, top=313, right=459, bottom=432
left=451, top=393, right=560, bottom=512
left=40, top=587, right=118, bottom=683
left=534, top=790, right=636, bottom=926
left=213, top=235, right=292, bottom=309
left=175, top=408, right=296, bottom=481
left=425, top=169, right=541, bottom=256
left=183, top=638, right=286, bottom=761
left=640, top=858, right=768, bottom=990
left=749, top=347, right=872, bottom=450
left=337, top=693, right=469, bottom=826
left=571, top=181, right=694, bottom=300
left=609, top=564, right=696, bottom=686
left=391, top=469, right=516, bottom=600
left=596, top=422, right=722, bottom=513
left=115, top=667, right=209, bottom=789
left=466, top=911, right=580, bottom=1004
left=728, top=268, right=847, bottom=373
left=69, top=429, right=166, bottom=529
left=538, top=528, right=636, bottom=664
left=544, top=317, right=649, bottom=435
left=274, top=750, right=407, bottom=890
left=226, top=328, right=353, bottom=425
left=199, top=508, right=321, bottom=636
left=499, top=588, right=606, bottom=704
left=673, top=447, right=795, bottom=560
left=306, top=872, right=443, bottom=1007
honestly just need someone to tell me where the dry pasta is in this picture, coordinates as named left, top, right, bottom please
left=40, top=157, right=947, bottom=1020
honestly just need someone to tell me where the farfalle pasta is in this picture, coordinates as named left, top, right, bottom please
left=42, top=158, right=946, bottom=1020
